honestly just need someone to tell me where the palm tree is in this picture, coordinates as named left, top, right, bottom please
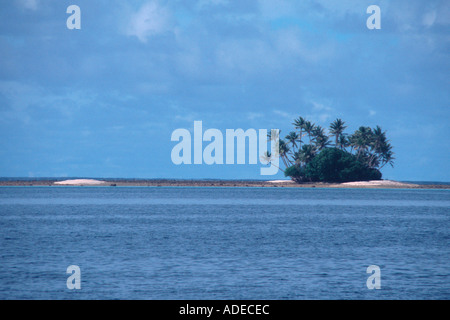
left=307, top=125, right=329, bottom=151
left=297, top=144, right=316, bottom=164
left=371, top=126, right=387, bottom=150
left=292, top=117, right=306, bottom=149
left=261, top=151, right=285, bottom=173
left=267, top=129, right=281, bottom=142
left=314, top=133, right=331, bottom=151
left=367, top=126, right=387, bottom=168
left=293, top=151, right=301, bottom=166
left=350, top=126, right=373, bottom=159
left=303, top=121, right=315, bottom=144
left=312, top=125, right=325, bottom=140
left=285, top=131, right=300, bottom=152
left=379, top=143, right=395, bottom=169
left=278, top=139, right=292, bottom=168
left=329, top=119, right=347, bottom=147
left=337, top=133, right=349, bottom=150
left=276, top=116, right=394, bottom=182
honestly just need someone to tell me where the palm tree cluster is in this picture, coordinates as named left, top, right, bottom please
left=271, top=117, right=395, bottom=176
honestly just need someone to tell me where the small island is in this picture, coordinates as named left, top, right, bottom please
left=267, top=116, right=395, bottom=183
left=0, top=116, right=447, bottom=189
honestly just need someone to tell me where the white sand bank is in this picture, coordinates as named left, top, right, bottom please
left=267, top=180, right=295, bottom=183
left=54, top=179, right=107, bottom=186
left=340, top=180, right=418, bottom=187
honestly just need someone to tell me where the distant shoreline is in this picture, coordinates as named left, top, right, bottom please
left=0, top=179, right=449, bottom=189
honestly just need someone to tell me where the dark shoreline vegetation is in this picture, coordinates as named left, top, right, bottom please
left=0, top=178, right=449, bottom=189
left=270, top=117, right=395, bottom=183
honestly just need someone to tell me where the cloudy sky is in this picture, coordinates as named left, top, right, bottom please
left=0, top=0, right=449, bottom=181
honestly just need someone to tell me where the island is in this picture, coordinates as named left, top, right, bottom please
left=0, top=178, right=448, bottom=189
left=267, top=116, right=394, bottom=183
left=0, top=116, right=446, bottom=189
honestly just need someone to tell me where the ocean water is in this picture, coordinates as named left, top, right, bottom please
left=0, top=186, right=449, bottom=300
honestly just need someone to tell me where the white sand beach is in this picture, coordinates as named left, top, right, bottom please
left=54, top=179, right=107, bottom=186
left=340, top=180, right=419, bottom=187
left=266, top=179, right=420, bottom=188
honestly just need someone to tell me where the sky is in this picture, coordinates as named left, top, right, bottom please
left=0, top=0, right=449, bottom=181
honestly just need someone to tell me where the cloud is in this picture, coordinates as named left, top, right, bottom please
left=215, top=38, right=281, bottom=76
left=258, top=0, right=297, bottom=20
left=196, top=0, right=229, bottom=10
left=17, top=0, right=38, bottom=10
left=273, top=109, right=292, bottom=119
left=0, top=81, right=99, bottom=125
left=246, top=112, right=263, bottom=121
left=434, top=1, right=450, bottom=26
left=127, top=1, right=172, bottom=42
left=1, top=0, right=449, bottom=180
left=303, top=101, right=334, bottom=124
left=311, top=101, right=331, bottom=112
left=422, top=10, right=437, bottom=28
left=274, top=28, right=335, bottom=63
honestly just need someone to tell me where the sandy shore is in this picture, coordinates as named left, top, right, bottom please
left=0, top=179, right=448, bottom=189
left=267, top=180, right=296, bottom=184
left=53, top=179, right=107, bottom=186
left=339, top=180, right=420, bottom=187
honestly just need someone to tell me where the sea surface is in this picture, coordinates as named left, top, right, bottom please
left=0, top=186, right=449, bottom=300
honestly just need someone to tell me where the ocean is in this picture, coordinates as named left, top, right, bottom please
left=0, top=186, right=449, bottom=299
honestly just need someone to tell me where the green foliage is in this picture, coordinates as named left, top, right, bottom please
left=303, top=148, right=381, bottom=182
left=284, top=165, right=305, bottom=183
left=281, top=116, right=393, bottom=183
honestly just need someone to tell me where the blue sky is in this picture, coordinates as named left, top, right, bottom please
left=0, top=0, right=449, bottom=181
